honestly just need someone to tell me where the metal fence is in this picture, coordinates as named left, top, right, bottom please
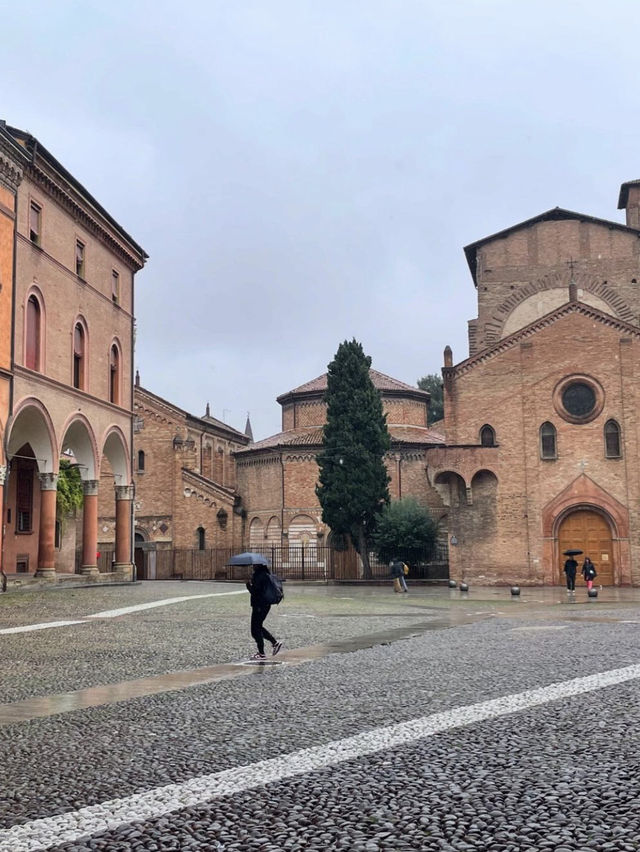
left=134, top=543, right=448, bottom=583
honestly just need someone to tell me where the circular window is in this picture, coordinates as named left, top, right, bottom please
left=561, top=383, right=596, bottom=418
left=553, top=375, right=604, bottom=424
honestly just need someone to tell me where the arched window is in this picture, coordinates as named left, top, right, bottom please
left=25, top=295, right=41, bottom=370
left=73, top=323, right=85, bottom=390
left=604, top=419, right=621, bottom=458
left=137, top=450, right=145, bottom=471
left=109, top=343, right=120, bottom=404
left=480, top=425, right=496, bottom=447
left=197, top=526, right=206, bottom=550
left=540, top=421, right=557, bottom=459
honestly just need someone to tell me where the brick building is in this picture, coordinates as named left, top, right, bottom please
left=430, top=193, right=640, bottom=587
left=238, top=186, right=640, bottom=587
left=1, top=123, right=147, bottom=580
left=96, top=382, right=250, bottom=578
left=235, top=370, right=446, bottom=554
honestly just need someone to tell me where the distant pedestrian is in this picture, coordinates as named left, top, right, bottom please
left=390, top=558, right=405, bottom=593
left=399, top=561, right=409, bottom=593
left=563, top=556, right=578, bottom=591
left=246, top=564, right=283, bottom=660
left=581, top=557, right=597, bottom=590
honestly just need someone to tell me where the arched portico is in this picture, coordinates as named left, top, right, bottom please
left=5, top=400, right=58, bottom=577
left=101, top=427, right=134, bottom=577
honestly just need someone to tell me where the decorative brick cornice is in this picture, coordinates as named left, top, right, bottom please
left=28, top=161, right=145, bottom=270
left=235, top=455, right=281, bottom=468
left=0, top=151, right=22, bottom=192
left=283, top=452, right=318, bottom=463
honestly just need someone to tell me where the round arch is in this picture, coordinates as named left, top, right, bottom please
left=101, top=426, right=131, bottom=484
left=60, top=413, right=100, bottom=480
left=70, top=314, right=89, bottom=390
left=433, top=470, right=467, bottom=507
left=249, top=517, right=264, bottom=549
left=265, top=516, right=281, bottom=543
left=555, top=504, right=618, bottom=586
left=7, top=398, right=57, bottom=473
left=23, top=284, right=46, bottom=371
left=288, top=514, right=317, bottom=545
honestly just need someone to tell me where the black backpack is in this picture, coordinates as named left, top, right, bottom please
left=263, top=573, right=284, bottom=605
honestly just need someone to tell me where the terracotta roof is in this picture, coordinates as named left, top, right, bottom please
left=235, top=424, right=444, bottom=455
left=279, top=369, right=425, bottom=399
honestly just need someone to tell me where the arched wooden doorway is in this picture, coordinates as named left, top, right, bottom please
left=558, top=510, right=614, bottom=586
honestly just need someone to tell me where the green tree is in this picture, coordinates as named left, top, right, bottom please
left=417, top=373, right=444, bottom=424
left=56, top=459, right=84, bottom=530
left=316, top=339, right=391, bottom=578
left=372, top=498, right=438, bottom=565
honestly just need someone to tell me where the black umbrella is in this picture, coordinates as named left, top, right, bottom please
left=227, top=552, right=270, bottom=567
left=563, top=549, right=583, bottom=556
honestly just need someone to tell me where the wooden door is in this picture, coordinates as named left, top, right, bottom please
left=558, top=510, right=614, bottom=586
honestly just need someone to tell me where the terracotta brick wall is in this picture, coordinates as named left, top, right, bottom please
left=442, top=310, right=640, bottom=585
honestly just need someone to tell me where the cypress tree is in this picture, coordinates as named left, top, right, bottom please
left=316, top=339, right=391, bottom=578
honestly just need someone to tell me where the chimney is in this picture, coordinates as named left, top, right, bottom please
left=618, top=181, right=640, bottom=229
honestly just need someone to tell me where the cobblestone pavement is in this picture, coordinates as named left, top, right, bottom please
left=1, top=581, right=640, bottom=850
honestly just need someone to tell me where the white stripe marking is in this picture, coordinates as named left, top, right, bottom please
left=1, top=662, right=639, bottom=852
left=0, top=590, right=247, bottom=636
left=86, top=590, right=247, bottom=619
left=0, top=620, right=87, bottom=636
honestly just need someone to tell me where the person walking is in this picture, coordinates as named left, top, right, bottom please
left=581, top=557, right=597, bottom=591
left=399, top=561, right=409, bottom=593
left=390, top=558, right=404, bottom=593
left=563, top=556, right=578, bottom=592
left=246, top=563, right=283, bottom=660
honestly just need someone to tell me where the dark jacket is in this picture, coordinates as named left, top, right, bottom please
left=390, top=560, right=404, bottom=578
left=246, top=564, right=272, bottom=607
left=582, top=559, right=597, bottom=580
left=564, top=558, right=578, bottom=576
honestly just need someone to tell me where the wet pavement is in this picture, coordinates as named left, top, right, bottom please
left=2, top=581, right=640, bottom=850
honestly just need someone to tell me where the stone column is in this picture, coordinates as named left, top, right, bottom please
left=114, top=484, right=134, bottom=577
left=35, top=473, right=58, bottom=578
left=80, top=480, right=99, bottom=576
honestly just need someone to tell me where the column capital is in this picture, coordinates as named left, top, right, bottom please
left=39, top=472, right=59, bottom=491
left=0, top=465, right=7, bottom=486
left=83, top=479, right=99, bottom=497
left=115, top=484, right=135, bottom=501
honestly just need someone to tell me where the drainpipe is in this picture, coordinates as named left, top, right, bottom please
left=280, top=453, right=285, bottom=543
left=130, top=271, right=136, bottom=582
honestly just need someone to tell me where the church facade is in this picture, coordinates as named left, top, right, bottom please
left=431, top=192, right=640, bottom=586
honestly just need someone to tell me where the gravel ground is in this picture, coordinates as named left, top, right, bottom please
left=2, top=583, right=640, bottom=850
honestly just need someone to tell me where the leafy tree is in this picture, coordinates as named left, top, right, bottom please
left=417, top=373, right=444, bottom=424
left=56, top=459, right=84, bottom=528
left=373, top=498, right=438, bottom=565
left=316, top=339, right=391, bottom=578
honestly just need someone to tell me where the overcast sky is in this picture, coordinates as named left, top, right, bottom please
left=4, top=1, right=640, bottom=439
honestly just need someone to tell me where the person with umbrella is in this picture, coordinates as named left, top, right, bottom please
left=229, top=553, right=284, bottom=660
left=563, top=549, right=582, bottom=592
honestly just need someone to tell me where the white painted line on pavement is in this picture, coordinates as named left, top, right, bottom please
left=2, top=661, right=640, bottom=851
left=0, top=590, right=247, bottom=636
left=0, top=620, right=87, bottom=636
left=86, top=590, right=247, bottom=619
